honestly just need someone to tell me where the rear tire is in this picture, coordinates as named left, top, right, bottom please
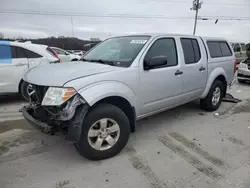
left=74, top=103, right=130, bottom=160
left=200, top=80, right=224, bottom=112
left=19, top=81, right=30, bottom=101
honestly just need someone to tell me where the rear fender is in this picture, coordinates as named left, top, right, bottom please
left=201, top=67, right=227, bottom=98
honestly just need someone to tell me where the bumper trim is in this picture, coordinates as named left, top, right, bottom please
left=22, top=106, right=55, bottom=135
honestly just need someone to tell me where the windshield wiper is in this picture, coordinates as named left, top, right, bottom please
left=88, top=59, right=115, bottom=66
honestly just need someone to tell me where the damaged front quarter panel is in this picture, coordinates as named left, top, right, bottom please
left=56, top=94, right=89, bottom=142
left=56, top=94, right=86, bottom=121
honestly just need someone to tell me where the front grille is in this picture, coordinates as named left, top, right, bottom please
left=29, top=84, right=48, bottom=103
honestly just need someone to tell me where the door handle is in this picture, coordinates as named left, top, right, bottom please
left=175, top=70, right=183, bottom=75
left=199, top=66, right=206, bottom=71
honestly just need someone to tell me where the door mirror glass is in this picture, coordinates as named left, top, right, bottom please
left=144, top=56, right=168, bottom=70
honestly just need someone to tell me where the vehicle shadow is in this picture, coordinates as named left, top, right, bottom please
left=0, top=93, right=24, bottom=104
left=135, top=100, right=202, bottom=133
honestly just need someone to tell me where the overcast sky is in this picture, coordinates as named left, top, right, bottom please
left=0, top=0, right=250, bottom=42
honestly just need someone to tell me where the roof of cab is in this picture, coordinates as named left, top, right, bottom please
left=114, top=33, right=228, bottom=42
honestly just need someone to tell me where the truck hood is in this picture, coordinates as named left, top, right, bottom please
left=23, top=62, right=122, bottom=86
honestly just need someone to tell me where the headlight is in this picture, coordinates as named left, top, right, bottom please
left=238, top=63, right=248, bottom=69
left=42, top=87, right=77, bottom=106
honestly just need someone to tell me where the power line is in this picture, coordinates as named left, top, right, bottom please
left=157, top=0, right=250, bottom=6
left=199, top=16, right=250, bottom=20
left=203, top=1, right=250, bottom=6
left=0, top=9, right=250, bottom=21
left=0, top=10, right=194, bottom=19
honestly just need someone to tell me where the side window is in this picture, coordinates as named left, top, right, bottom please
left=0, top=45, right=11, bottom=59
left=15, top=46, right=27, bottom=58
left=233, top=43, right=241, bottom=52
left=144, top=38, right=177, bottom=67
left=219, top=42, right=232, bottom=57
left=207, top=42, right=222, bottom=58
left=24, top=49, right=42, bottom=58
left=53, top=48, right=67, bottom=55
left=11, top=46, right=17, bottom=58
left=240, top=43, right=246, bottom=51
left=181, top=38, right=201, bottom=64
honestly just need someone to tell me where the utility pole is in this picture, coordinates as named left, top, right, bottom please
left=70, top=16, right=74, bottom=37
left=191, top=0, right=202, bottom=35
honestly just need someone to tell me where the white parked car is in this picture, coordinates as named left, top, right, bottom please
left=51, top=47, right=81, bottom=62
left=0, top=41, right=59, bottom=100
left=237, top=57, right=250, bottom=83
left=22, top=34, right=235, bottom=160
left=67, top=50, right=84, bottom=56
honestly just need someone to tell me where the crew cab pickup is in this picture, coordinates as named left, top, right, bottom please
left=22, top=34, right=236, bottom=160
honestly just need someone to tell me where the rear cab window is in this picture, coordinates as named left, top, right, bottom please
left=207, top=41, right=232, bottom=58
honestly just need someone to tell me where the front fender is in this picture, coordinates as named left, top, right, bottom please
left=201, top=67, right=227, bottom=99
left=78, top=81, right=136, bottom=107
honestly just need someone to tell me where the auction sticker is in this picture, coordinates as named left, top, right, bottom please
left=130, top=40, right=148, bottom=44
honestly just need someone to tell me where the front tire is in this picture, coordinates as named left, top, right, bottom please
left=200, top=80, right=224, bottom=112
left=75, top=103, right=130, bottom=160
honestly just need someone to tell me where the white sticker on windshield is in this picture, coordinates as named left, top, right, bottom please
left=130, top=40, right=147, bottom=44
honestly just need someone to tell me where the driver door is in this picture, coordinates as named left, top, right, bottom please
left=137, top=37, right=184, bottom=116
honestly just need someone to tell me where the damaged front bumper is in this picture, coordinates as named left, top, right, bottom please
left=22, top=94, right=89, bottom=142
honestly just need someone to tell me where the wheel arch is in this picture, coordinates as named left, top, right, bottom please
left=201, top=68, right=227, bottom=99
left=18, top=79, right=24, bottom=94
left=89, top=96, right=136, bottom=133
left=77, top=82, right=137, bottom=132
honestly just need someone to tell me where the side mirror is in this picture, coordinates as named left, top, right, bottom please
left=144, top=56, right=168, bottom=70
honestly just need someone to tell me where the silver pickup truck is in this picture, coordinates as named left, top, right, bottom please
left=22, top=34, right=235, bottom=160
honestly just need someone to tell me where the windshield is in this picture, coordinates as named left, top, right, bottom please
left=83, top=36, right=150, bottom=67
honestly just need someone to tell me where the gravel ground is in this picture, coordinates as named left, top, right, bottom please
left=0, top=82, right=250, bottom=188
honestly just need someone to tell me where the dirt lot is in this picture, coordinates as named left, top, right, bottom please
left=0, top=83, right=250, bottom=188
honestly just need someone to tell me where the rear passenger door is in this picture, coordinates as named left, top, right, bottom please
left=180, top=38, right=207, bottom=101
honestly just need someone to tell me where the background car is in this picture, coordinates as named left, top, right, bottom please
left=67, top=50, right=84, bottom=56
left=73, top=50, right=84, bottom=56
left=237, top=54, right=250, bottom=83
left=0, top=41, right=59, bottom=100
left=231, top=42, right=247, bottom=64
left=51, top=47, right=81, bottom=62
